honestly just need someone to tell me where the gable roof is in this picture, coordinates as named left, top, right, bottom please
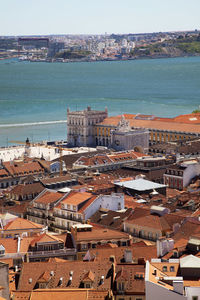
left=125, top=214, right=170, bottom=231
left=60, top=191, right=92, bottom=206
left=180, top=255, right=200, bottom=268
left=34, top=190, right=64, bottom=205
left=10, top=182, right=44, bottom=196
left=3, top=217, right=44, bottom=230
left=30, top=233, right=64, bottom=247
left=18, top=260, right=112, bottom=292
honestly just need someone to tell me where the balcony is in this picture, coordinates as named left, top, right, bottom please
left=28, top=248, right=76, bottom=258
left=54, top=224, right=67, bottom=230
left=54, top=213, right=82, bottom=223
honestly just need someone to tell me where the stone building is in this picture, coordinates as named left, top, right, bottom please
left=95, top=113, right=200, bottom=146
left=67, top=107, right=148, bottom=152
left=67, top=106, right=108, bottom=147
left=110, top=115, right=149, bottom=153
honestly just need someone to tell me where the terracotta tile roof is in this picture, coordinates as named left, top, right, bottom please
left=115, top=264, right=145, bottom=294
left=0, top=258, right=14, bottom=268
left=34, top=190, right=63, bottom=205
left=75, top=154, right=113, bottom=167
left=82, top=270, right=95, bottom=282
left=89, top=208, right=133, bottom=230
left=3, top=161, right=44, bottom=177
left=73, top=224, right=130, bottom=242
left=98, top=114, right=200, bottom=134
left=173, top=219, right=200, bottom=242
left=60, top=191, right=92, bottom=206
left=18, top=260, right=113, bottom=292
left=0, top=169, right=9, bottom=178
left=11, top=291, right=31, bottom=300
left=108, top=150, right=146, bottom=161
left=173, top=113, right=200, bottom=124
left=127, top=207, right=151, bottom=220
left=30, top=233, right=64, bottom=247
left=24, top=289, right=109, bottom=300
left=0, top=238, right=18, bottom=253
left=3, top=201, right=31, bottom=216
left=10, top=182, right=44, bottom=197
left=85, top=244, right=157, bottom=264
left=40, top=175, right=74, bottom=185
left=78, top=196, right=97, bottom=213
left=3, top=217, right=44, bottom=230
left=125, top=214, right=171, bottom=231
left=74, top=151, right=146, bottom=168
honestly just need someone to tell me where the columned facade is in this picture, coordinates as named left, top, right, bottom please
left=67, top=106, right=108, bottom=147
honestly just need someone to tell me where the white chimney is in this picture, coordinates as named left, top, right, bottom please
left=173, top=280, right=183, bottom=295
left=124, top=249, right=132, bottom=263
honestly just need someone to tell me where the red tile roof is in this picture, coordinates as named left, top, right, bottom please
left=3, top=217, right=44, bottom=230
left=35, top=190, right=63, bottom=205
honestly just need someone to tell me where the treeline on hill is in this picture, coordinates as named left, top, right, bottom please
left=130, top=34, right=200, bottom=57
left=55, top=50, right=92, bottom=59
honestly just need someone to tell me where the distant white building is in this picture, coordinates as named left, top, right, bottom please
left=111, top=115, right=149, bottom=153
left=164, top=159, right=200, bottom=190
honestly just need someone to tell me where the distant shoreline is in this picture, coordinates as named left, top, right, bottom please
left=1, top=53, right=199, bottom=63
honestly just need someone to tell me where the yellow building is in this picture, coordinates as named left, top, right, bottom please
left=95, top=113, right=200, bottom=145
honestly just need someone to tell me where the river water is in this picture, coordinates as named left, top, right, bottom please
left=0, top=57, right=199, bottom=146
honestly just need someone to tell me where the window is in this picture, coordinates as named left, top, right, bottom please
left=81, top=244, right=87, bottom=250
left=170, top=266, right=175, bottom=272
left=118, top=282, right=125, bottom=291
left=162, top=266, right=167, bottom=272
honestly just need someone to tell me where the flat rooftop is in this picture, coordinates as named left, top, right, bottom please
left=0, top=145, right=97, bottom=162
left=114, top=178, right=166, bottom=191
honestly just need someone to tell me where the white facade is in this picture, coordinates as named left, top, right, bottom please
left=182, top=161, right=200, bottom=187
left=145, top=258, right=200, bottom=300
left=157, top=238, right=174, bottom=257
left=84, top=193, right=124, bottom=220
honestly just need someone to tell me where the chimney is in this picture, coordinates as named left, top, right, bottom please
left=100, top=275, right=104, bottom=285
left=173, top=280, right=184, bottom=295
left=15, top=265, right=18, bottom=272
left=138, top=257, right=145, bottom=265
left=17, top=236, right=21, bottom=253
left=124, top=249, right=132, bottom=263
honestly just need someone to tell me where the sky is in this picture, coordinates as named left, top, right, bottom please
left=1, top=0, right=200, bottom=36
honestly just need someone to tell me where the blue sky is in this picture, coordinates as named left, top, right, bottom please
left=1, top=0, right=200, bottom=35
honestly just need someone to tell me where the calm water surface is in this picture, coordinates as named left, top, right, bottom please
left=0, top=57, right=200, bottom=146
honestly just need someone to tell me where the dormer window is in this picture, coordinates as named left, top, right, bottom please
left=0, top=245, right=5, bottom=256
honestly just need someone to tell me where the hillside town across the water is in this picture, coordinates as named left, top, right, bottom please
left=0, top=107, right=200, bottom=299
